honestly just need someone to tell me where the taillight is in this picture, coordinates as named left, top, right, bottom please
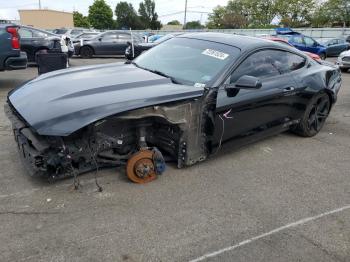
left=6, top=27, right=20, bottom=49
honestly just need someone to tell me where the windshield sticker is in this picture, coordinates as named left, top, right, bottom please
left=194, top=83, right=206, bottom=88
left=202, top=49, right=229, bottom=60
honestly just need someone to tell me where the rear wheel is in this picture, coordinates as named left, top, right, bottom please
left=293, top=93, right=330, bottom=137
left=340, top=68, right=349, bottom=73
left=319, top=52, right=326, bottom=60
left=80, top=46, right=93, bottom=59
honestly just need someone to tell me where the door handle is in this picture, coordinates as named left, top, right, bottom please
left=283, top=86, right=295, bottom=92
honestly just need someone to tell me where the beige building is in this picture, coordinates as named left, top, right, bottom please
left=19, top=9, right=73, bottom=29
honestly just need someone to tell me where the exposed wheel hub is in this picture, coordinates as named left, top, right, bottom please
left=134, top=158, right=154, bottom=178
left=126, top=150, right=157, bottom=184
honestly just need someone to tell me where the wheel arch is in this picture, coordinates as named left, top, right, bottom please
left=79, top=45, right=95, bottom=55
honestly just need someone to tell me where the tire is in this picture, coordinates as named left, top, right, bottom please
left=293, top=93, right=330, bottom=137
left=340, top=68, right=349, bottom=73
left=125, top=53, right=133, bottom=60
left=80, top=46, right=94, bottom=59
left=319, top=52, right=326, bottom=60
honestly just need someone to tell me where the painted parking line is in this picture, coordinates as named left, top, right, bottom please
left=189, top=204, right=350, bottom=262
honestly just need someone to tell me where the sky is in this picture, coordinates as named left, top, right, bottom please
left=0, top=0, right=229, bottom=24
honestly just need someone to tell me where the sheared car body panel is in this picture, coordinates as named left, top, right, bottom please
left=5, top=33, right=342, bottom=183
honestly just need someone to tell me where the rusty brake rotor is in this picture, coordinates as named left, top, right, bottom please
left=126, top=149, right=157, bottom=184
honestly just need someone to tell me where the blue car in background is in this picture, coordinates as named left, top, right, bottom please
left=275, top=28, right=327, bottom=60
left=322, top=38, right=349, bottom=56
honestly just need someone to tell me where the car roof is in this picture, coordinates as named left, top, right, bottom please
left=178, top=32, right=284, bottom=52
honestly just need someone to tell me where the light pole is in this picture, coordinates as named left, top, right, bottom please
left=39, top=0, right=41, bottom=9
left=183, top=0, right=188, bottom=29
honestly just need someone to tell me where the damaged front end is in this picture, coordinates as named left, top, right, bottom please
left=5, top=88, right=218, bottom=183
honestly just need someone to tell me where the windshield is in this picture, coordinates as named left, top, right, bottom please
left=134, top=37, right=240, bottom=86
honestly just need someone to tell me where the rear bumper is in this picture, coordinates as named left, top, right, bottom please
left=4, top=52, right=27, bottom=70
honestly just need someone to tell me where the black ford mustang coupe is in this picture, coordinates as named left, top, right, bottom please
left=5, top=33, right=341, bottom=183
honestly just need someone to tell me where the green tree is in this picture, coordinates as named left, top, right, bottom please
left=207, top=4, right=248, bottom=29
left=311, top=0, right=350, bottom=27
left=207, top=6, right=226, bottom=29
left=73, top=11, right=90, bottom=28
left=88, top=0, right=114, bottom=29
left=138, top=0, right=162, bottom=29
left=244, top=0, right=278, bottom=26
left=115, top=1, right=143, bottom=29
left=276, top=0, right=316, bottom=27
left=167, top=20, right=181, bottom=25
left=184, top=21, right=204, bottom=29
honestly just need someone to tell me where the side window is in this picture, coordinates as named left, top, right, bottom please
left=118, top=34, right=131, bottom=42
left=102, top=33, right=117, bottom=41
left=230, top=50, right=281, bottom=83
left=292, top=36, right=304, bottom=44
left=283, top=52, right=306, bottom=72
left=304, top=37, right=315, bottom=47
left=230, top=50, right=306, bottom=83
left=71, top=30, right=83, bottom=35
left=32, top=30, right=47, bottom=37
left=18, top=28, right=33, bottom=38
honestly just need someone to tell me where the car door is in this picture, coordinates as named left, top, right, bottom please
left=304, top=36, right=319, bottom=54
left=336, top=39, right=349, bottom=55
left=18, top=28, right=35, bottom=61
left=326, top=39, right=338, bottom=56
left=214, top=49, right=301, bottom=142
left=95, top=32, right=118, bottom=55
left=116, top=33, right=132, bottom=55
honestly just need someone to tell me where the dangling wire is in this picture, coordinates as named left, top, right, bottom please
left=214, top=114, right=225, bottom=155
left=213, top=108, right=233, bottom=155
left=87, top=140, right=103, bottom=192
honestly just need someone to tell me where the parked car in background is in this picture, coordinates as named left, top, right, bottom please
left=345, top=35, right=350, bottom=43
left=5, top=33, right=341, bottom=183
left=275, top=28, right=327, bottom=59
left=71, top=32, right=100, bottom=44
left=148, top=34, right=163, bottom=42
left=52, top=28, right=93, bottom=37
left=74, top=31, right=143, bottom=58
left=262, top=36, right=321, bottom=61
left=125, top=33, right=183, bottom=60
left=337, top=50, right=350, bottom=72
left=0, top=24, right=27, bottom=71
left=322, top=38, right=349, bottom=56
left=18, top=26, right=73, bottom=62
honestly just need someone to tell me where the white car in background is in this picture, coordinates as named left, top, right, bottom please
left=337, top=50, right=350, bottom=72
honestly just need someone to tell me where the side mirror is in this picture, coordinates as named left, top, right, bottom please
left=98, top=37, right=102, bottom=41
left=225, top=75, right=262, bottom=97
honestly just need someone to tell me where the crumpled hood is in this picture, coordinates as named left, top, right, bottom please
left=8, top=62, right=203, bottom=136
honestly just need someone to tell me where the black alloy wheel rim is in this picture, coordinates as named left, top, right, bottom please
left=307, top=96, right=330, bottom=132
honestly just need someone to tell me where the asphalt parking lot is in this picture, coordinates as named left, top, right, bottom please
left=0, top=57, right=349, bottom=262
